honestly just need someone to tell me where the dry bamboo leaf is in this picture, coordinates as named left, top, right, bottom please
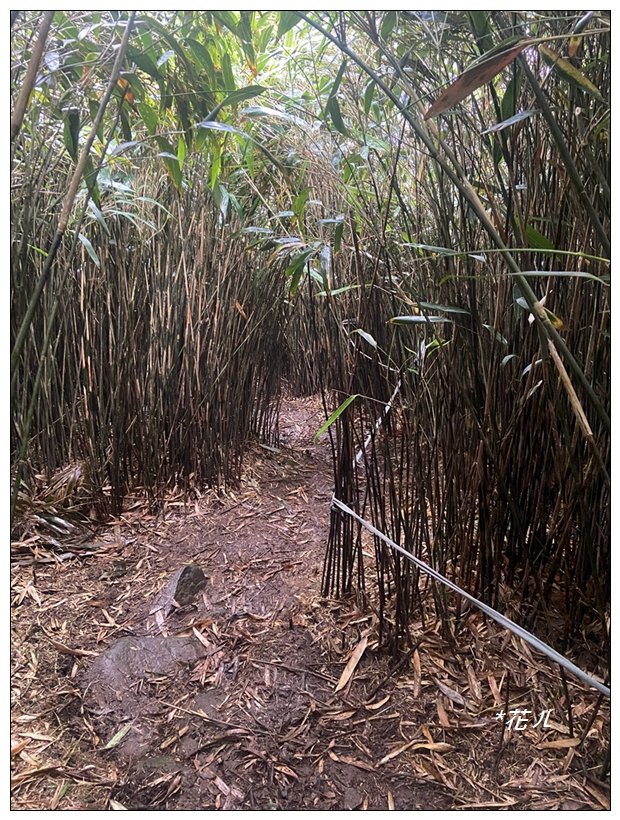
left=465, top=661, right=482, bottom=701
left=11, top=738, right=30, bottom=756
left=584, top=783, right=610, bottom=810
left=17, top=731, right=56, bottom=742
left=274, top=764, right=299, bottom=780
left=437, top=700, right=451, bottom=728
left=329, top=710, right=357, bottom=721
left=337, top=755, right=375, bottom=772
left=214, top=775, right=230, bottom=795
left=328, top=750, right=340, bottom=762
left=411, top=741, right=454, bottom=753
left=334, top=635, right=368, bottom=692
left=45, top=637, right=98, bottom=657
left=387, top=791, right=395, bottom=810
left=365, top=695, right=390, bottom=710
left=562, top=747, right=576, bottom=773
left=109, top=799, right=128, bottom=810
left=424, top=41, right=529, bottom=119
left=192, top=626, right=212, bottom=649
left=11, top=765, right=61, bottom=787
left=458, top=800, right=517, bottom=809
left=487, top=674, right=502, bottom=704
left=378, top=739, right=416, bottom=766
left=436, top=679, right=465, bottom=706
left=537, top=737, right=581, bottom=750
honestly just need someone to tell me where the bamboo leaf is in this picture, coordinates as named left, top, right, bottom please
left=103, top=722, right=133, bottom=750
left=326, top=97, right=348, bottom=136
left=277, top=11, right=301, bottom=39
left=353, top=329, right=377, bottom=349
left=380, top=11, right=397, bottom=41
left=569, top=11, right=594, bottom=58
left=137, top=102, right=158, bottom=135
left=389, top=315, right=448, bottom=325
left=109, top=800, right=128, bottom=810
left=424, top=40, right=530, bottom=119
left=539, top=44, right=604, bottom=103
left=205, top=85, right=266, bottom=121
left=363, top=80, right=375, bottom=115
left=481, top=109, right=539, bottom=134
left=62, top=108, right=80, bottom=161
left=335, top=635, right=368, bottom=692
left=524, top=223, right=555, bottom=250
left=197, top=120, right=245, bottom=137
left=222, top=52, right=236, bottom=92
left=417, top=302, right=470, bottom=315
left=78, top=232, right=100, bottom=267
left=293, top=188, right=309, bottom=217
left=314, top=394, right=359, bottom=442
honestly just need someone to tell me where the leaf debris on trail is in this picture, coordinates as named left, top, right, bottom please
left=11, top=397, right=609, bottom=810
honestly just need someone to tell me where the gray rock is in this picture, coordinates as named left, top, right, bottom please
left=149, top=563, right=207, bottom=619
left=85, top=635, right=207, bottom=705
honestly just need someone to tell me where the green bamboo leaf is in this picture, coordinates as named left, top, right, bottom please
left=569, top=11, right=594, bottom=57
left=111, top=140, right=139, bottom=157
left=83, top=156, right=101, bottom=208
left=381, top=11, right=397, bottom=40
left=87, top=201, right=110, bottom=236
left=103, top=722, right=133, bottom=750
left=363, top=80, right=375, bottom=115
left=523, top=223, right=555, bottom=251
left=78, top=233, right=100, bottom=267
left=222, top=52, right=236, bottom=92
left=137, top=102, right=158, bottom=135
left=277, top=11, right=301, bottom=39
left=293, top=188, right=309, bottom=217
left=326, top=97, right=348, bottom=136
left=242, top=105, right=307, bottom=128
left=186, top=38, right=216, bottom=79
left=520, top=270, right=609, bottom=285
left=157, top=49, right=174, bottom=68
left=334, top=220, right=344, bottom=252
left=538, top=44, right=604, bottom=103
left=212, top=11, right=240, bottom=36
left=469, top=11, right=493, bottom=53
left=197, top=120, right=245, bottom=137
left=63, top=108, right=80, bottom=161
left=314, top=394, right=359, bottom=442
left=205, top=86, right=266, bottom=121
left=139, top=16, right=196, bottom=82
left=285, top=248, right=315, bottom=278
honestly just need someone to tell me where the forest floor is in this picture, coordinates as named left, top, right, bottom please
left=11, top=395, right=610, bottom=810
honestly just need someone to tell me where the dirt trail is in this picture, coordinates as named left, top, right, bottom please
left=11, top=396, right=609, bottom=810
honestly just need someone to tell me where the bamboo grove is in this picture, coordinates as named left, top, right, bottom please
left=11, top=12, right=610, bottom=677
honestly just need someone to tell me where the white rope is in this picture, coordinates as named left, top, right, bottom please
left=331, top=496, right=610, bottom=698
left=353, top=379, right=401, bottom=468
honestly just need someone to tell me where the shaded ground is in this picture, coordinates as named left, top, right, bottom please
left=11, top=396, right=610, bottom=810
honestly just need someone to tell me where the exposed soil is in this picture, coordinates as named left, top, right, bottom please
left=11, top=396, right=610, bottom=810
